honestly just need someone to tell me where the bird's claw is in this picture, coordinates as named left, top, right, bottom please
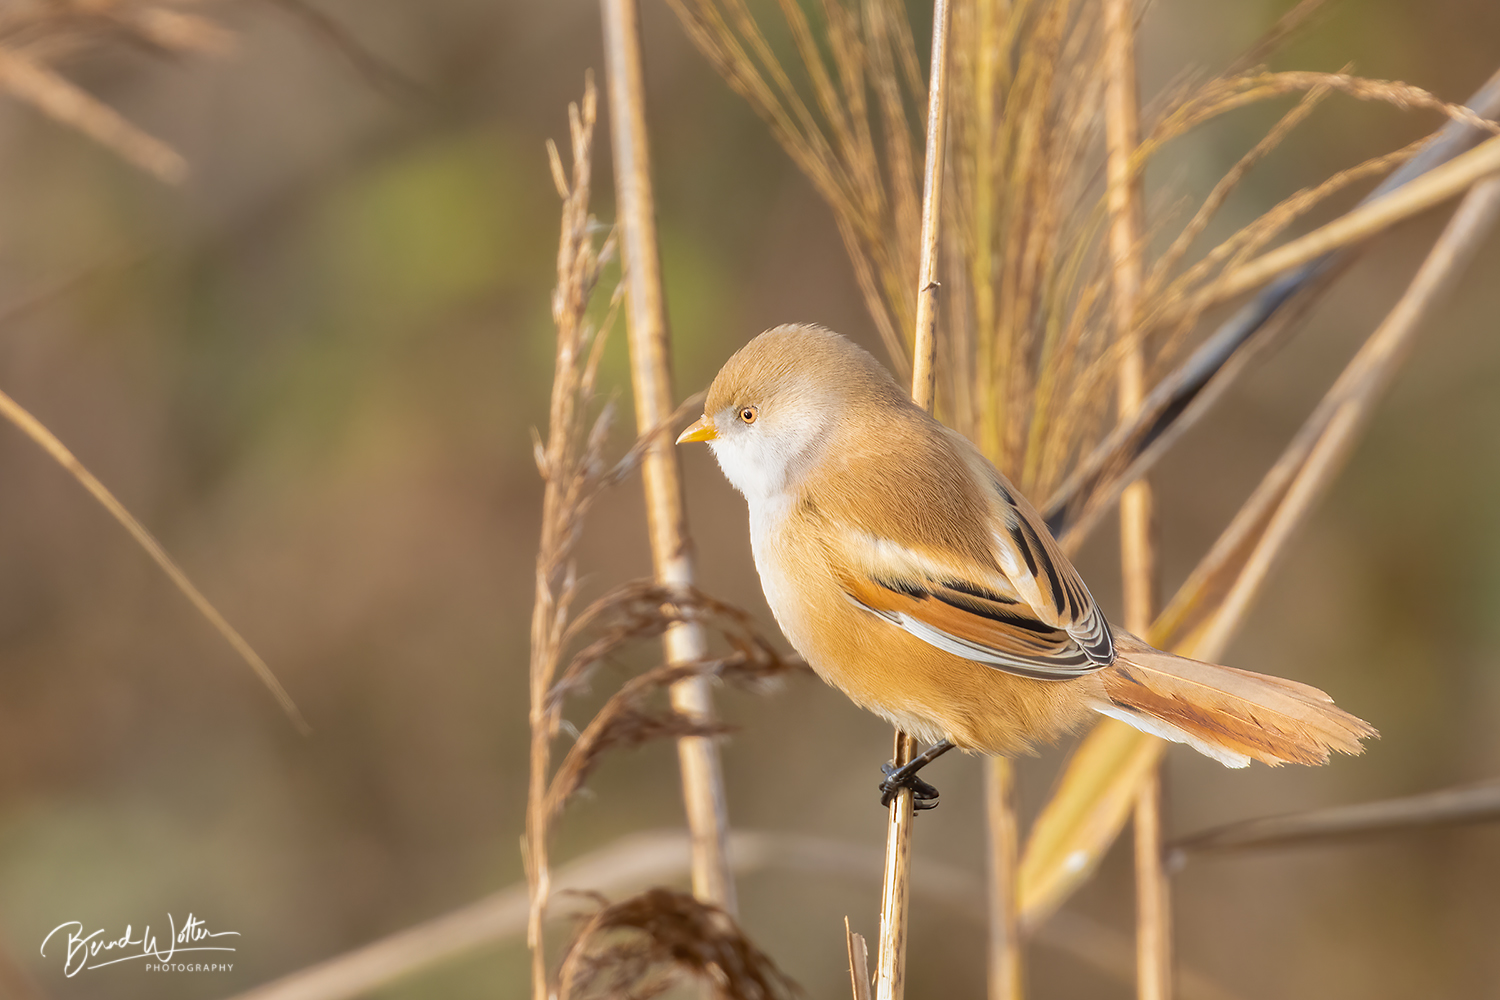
left=879, top=761, right=941, bottom=810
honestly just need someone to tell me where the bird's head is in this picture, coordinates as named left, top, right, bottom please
left=677, top=324, right=909, bottom=501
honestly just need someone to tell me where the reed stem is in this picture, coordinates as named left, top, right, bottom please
left=876, top=3, right=950, bottom=998
left=984, top=758, right=1023, bottom=1000
left=1103, top=3, right=1171, bottom=997
left=600, top=0, right=736, bottom=915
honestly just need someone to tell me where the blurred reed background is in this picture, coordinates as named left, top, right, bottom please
left=0, top=1, right=1498, bottom=999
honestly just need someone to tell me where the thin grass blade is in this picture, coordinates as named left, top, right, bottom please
left=0, top=388, right=307, bottom=733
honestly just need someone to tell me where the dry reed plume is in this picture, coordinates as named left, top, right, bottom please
left=558, top=888, right=800, bottom=1000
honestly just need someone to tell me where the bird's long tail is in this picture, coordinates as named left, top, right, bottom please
left=1092, top=629, right=1377, bottom=768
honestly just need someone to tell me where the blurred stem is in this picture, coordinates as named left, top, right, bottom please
left=599, top=0, right=737, bottom=917
left=0, top=387, right=306, bottom=733
left=985, top=758, right=1022, bottom=1000
left=971, top=0, right=999, bottom=463
left=878, top=3, right=950, bottom=999
left=1169, top=780, right=1500, bottom=860
left=1103, top=3, right=1171, bottom=998
left=1133, top=773, right=1171, bottom=1000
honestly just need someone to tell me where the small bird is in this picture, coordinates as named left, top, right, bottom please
left=678, top=324, right=1374, bottom=807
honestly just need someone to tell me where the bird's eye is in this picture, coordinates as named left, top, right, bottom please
left=739, top=406, right=758, bottom=424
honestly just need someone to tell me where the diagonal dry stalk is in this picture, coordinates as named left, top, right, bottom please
left=600, top=0, right=737, bottom=917
left=0, top=44, right=185, bottom=180
left=0, top=0, right=239, bottom=182
left=1017, top=169, right=1500, bottom=929
left=0, top=376, right=307, bottom=735
left=1169, top=779, right=1500, bottom=859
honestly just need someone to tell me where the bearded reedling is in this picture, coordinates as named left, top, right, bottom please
left=678, top=325, right=1374, bottom=806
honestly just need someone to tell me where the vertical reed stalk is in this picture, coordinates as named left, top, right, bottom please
left=875, top=728, right=918, bottom=1000
left=600, top=0, right=737, bottom=914
left=1103, top=2, right=1171, bottom=997
left=984, top=758, right=1023, bottom=1000
left=875, top=3, right=950, bottom=999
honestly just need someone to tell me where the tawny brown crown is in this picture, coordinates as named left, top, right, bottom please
left=703, top=324, right=910, bottom=419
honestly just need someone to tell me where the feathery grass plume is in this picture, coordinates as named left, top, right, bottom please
left=557, top=888, right=800, bottom=1000
left=542, top=582, right=803, bottom=823
left=550, top=580, right=801, bottom=708
left=664, top=0, right=928, bottom=373
left=666, top=0, right=1492, bottom=502
left=528, top=75, right=621, bottom=1000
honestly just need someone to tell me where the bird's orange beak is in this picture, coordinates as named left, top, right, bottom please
left=676, top=415, right=717, bottom=444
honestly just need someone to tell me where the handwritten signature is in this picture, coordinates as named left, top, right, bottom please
left=41, top=913, right=239, bottom=977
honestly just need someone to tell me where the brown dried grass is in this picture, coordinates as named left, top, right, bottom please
left=0, top=0, right=235, bottom=181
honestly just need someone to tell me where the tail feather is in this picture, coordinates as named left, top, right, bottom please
left=1097, top=629, right=1377, bottom=767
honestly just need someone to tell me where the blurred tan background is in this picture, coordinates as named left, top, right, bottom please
left=0, top=1, right=1497, bottom=998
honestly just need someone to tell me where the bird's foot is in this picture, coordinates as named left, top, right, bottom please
left=879, top=761, right=941, bottom=811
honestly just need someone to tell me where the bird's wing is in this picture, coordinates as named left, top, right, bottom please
left=837, top=564, right=1103, bottom=679
left=811, top=423, right=1113, bottom=680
